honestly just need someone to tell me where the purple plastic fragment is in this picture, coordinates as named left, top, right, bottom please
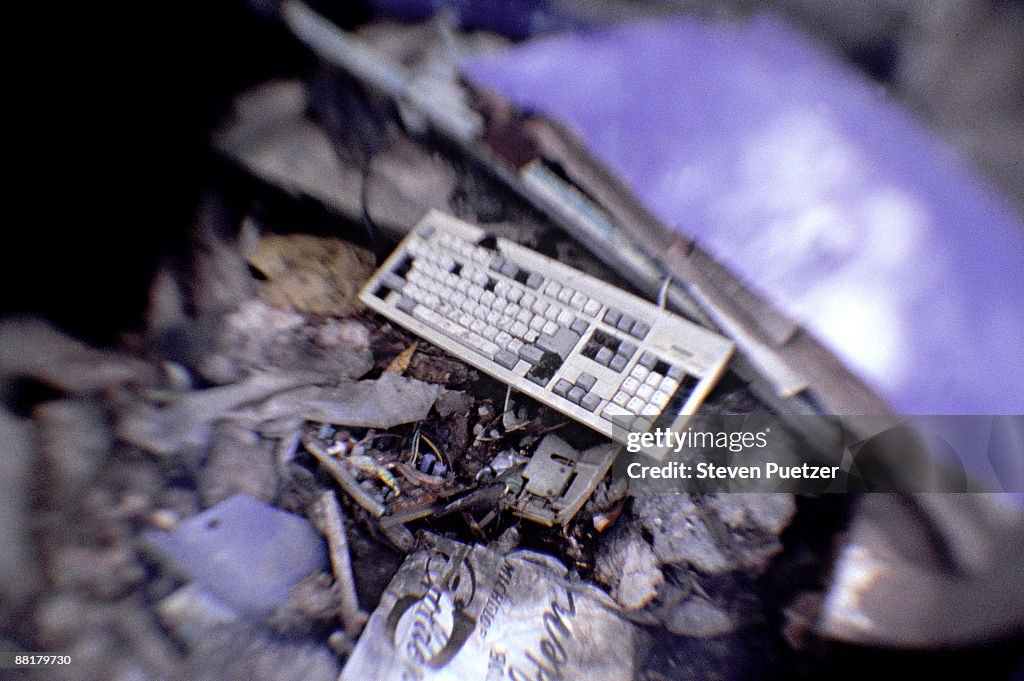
left=144, top=494, right=327, bottom=616
left=463, top=15, right=1024, bottom=415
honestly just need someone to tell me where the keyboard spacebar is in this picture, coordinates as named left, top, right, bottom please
left=411, top=305, right=500, bottom=360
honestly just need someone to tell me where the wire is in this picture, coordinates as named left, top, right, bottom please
left=657, top=276, right=671, bottom=309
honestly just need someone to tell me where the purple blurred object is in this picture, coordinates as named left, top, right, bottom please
left=144, top=494, right=327, bottom=616
left=463, top=15, right=1024, bottom=415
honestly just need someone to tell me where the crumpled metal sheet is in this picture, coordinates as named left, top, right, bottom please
left=463, top=14, right=1024, bottom=415
left=341, top=534, right=642, bottom=681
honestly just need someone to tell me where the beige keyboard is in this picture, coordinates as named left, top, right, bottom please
left=360, top=210, right=734, bottom=457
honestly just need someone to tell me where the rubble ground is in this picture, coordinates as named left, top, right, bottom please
left=3, top=6, right=1023, bottom=681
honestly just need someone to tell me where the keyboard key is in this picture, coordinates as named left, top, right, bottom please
left=519, top=345, right=544, bottom=364
left=616, top=314, right=634, bottom=332
left=501, top=262, right=519, bottom=279
left=630, top=320, right=651, bottom=339
left=495, top=350, right=519, bottom=369
left=595, top=347, right=613, bottom=366
left=581, top=393, right=601, bottom=412
left=603, top=405, right=630, bottom=424
left=603, top=308, right=622, bottom=326
left=576, top=373, right=597, bottom=392
left=612, top=391, right=630, bottom=407
left=609, top=354, right=628, bottom=372
left=396, top=296, right=417, bottom=314
left=553, top=379, right=572, bottom=397
left=536, top=327, right=581, bottom=360
left=636, top=384, right=654, bottom=401
left=381, top=273, right=406, bottom=291
left=638, top=352, right=658, bottom=370
left=526, top=272, right=544, bottom=289
left=626, top=397, right=645, bottom=414
left=570, top=291, right=587, bottom=310
left=567, top=386, right=585, bottom=404
left=583, top=299, right=601, bottom=316
left=622, top=377, right=641, bottom=394
left=570, top=318, right=589, bottom=335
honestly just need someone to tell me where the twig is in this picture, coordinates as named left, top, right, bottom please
left=315, top=491, right=368, bottom=636
left=302, top=434, right=386, bottom=517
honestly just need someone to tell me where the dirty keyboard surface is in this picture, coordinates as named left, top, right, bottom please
left=360, top=210, right=734, bottom=455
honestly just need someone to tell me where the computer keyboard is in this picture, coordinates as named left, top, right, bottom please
left=360, top=210, right=734, bottom=455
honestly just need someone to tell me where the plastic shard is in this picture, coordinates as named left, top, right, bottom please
left=514, top=433, right=618, bottom=526
left=143, top=494, right=327, bottom=616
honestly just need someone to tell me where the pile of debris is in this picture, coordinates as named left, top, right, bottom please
left=0, top=191, right=831, bottom=680
left=10, top=4, right=1023, bottom=681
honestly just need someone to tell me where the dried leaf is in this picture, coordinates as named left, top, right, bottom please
left=384, top=342, right=418, bottom=375
left=243, top=232, right=376, bottom=316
